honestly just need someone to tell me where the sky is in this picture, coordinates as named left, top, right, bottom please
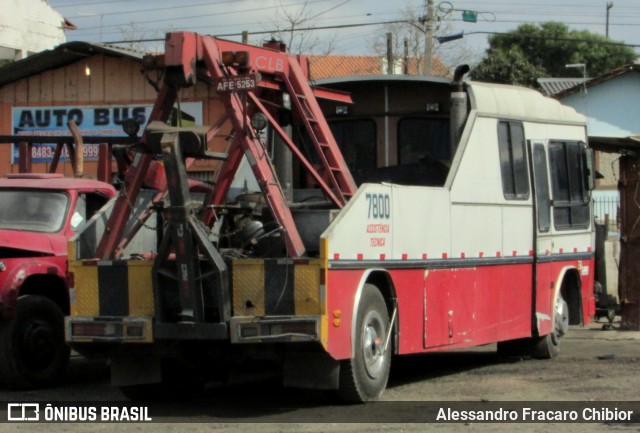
left=48, top=0, right=640, bottom=68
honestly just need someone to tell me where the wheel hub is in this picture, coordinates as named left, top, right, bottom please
left=551, top=295, right=569, bottom=345
left=362, top=311, right=385, bottom=379
left=20, top=318, right=58, bottom=371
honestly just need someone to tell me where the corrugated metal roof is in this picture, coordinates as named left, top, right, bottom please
left=0, top=41, right=145, bottom=87
left=553, top=64, right=640, bottom=99
left=537, top=77, right=588, bottom=96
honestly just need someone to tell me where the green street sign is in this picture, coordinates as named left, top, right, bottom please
left=462, top=10, right=478, bottom=22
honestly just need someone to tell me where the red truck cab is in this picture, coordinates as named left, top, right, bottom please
left=0, top=173, right=115, bottom=388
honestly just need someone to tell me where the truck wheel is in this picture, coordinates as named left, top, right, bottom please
left=0, top=295, right=70, bottom=389
left=531, top=293, right=569, bottom=359
left=339, top=284, right=391, bottom=402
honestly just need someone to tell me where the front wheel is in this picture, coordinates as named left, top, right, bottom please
left=339, top=284, right=391, bottom=402
left=0, top=295, right=70, bottom=389
left=532, top=293, right=569, bottom=359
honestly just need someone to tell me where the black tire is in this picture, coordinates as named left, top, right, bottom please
left=0, top=295, right=70, bottom=389
left=339, top=284, right=391, bottom=402
left=531, top=293, right=569, bottom=359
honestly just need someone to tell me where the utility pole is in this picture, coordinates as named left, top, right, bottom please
left=423, top=0, right=435, bottom=76
left=386, top=32, right=394, bottom=74
left=403, top=37, right=409, bottom=75
left=606, top=2, right=614, bottom=38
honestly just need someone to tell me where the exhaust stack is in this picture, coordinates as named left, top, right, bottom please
left=450, top=64, right=470, bottom=157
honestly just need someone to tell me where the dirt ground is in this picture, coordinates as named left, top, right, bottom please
left=1, top=317, right=639, bottom=432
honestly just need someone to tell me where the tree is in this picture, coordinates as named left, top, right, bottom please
left=117, top=22, right=165, bottom=53
left=265, top=1, right=336, bottom=55
left=0, top=59, right=12, bottom=68
left=471, top=46, right=546, bottom=87
left=471, top=22, right=637, bottom=87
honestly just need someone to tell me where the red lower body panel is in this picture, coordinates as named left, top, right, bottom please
left=324, top=256, right=594, bottom=360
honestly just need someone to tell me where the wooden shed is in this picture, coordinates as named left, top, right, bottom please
left=0, top=41, right=227, bottom=178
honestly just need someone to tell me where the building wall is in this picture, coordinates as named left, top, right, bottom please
left=0, top=54, right=228, bottom=177
left=561, top=73, right=640, bottom=138
left=596, top=152, right=619, bottom=190
left=0, top=0, right=67, bottom=60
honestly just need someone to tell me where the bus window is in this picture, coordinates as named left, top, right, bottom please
left=498, top=121, right=530, bottom=200
left=548, top=140, right=590, bottom=230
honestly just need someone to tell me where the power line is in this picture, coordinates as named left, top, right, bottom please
left=69, top=0, right=252, bottom=19
left=69, top=0, right=334, bottom=35
left=104, top=20, right=411, bottom=44
left=70, top=10, right=640, bottom=37
left=306, top=0, right=353, bottom=21
left=72, top=10, right=376, bottom=39
left=102, top=19, right=640, bottom=48
left=54, top=0, right=640, bottom=24
left=61, top=0, right=640, bottom=38
left=54, top=0, right=140, bottom=7
left=54, top=0, right=640, bottom=53
left=74, top=14, right=640, bottom=41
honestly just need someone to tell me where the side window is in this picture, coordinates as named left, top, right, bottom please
left=71, top=193, right=110, bottom=232
left=532, top=143, right=551, bottom=232
left=497, top=121, right=529, bottom=200
left=548, top=141, right=590, bottom=230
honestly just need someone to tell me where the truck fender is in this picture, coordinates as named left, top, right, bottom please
left=349, top=268, right=394, bottom=357
left=0, top=262, right=66, bottom=319
left=536, top=265, right=578, bottom=335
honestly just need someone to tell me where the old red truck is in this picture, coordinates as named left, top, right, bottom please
left=0, top=173, right=115, bottom=388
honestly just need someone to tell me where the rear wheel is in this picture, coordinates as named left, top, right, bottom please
left=0, top=295, right=70, bottom=389
left=532, top=293, right=569, bottom=359
left=339, top=284, right=391, bottom=402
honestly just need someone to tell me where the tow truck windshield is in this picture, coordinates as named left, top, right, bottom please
left=0, top=190, right=68, bottom=233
